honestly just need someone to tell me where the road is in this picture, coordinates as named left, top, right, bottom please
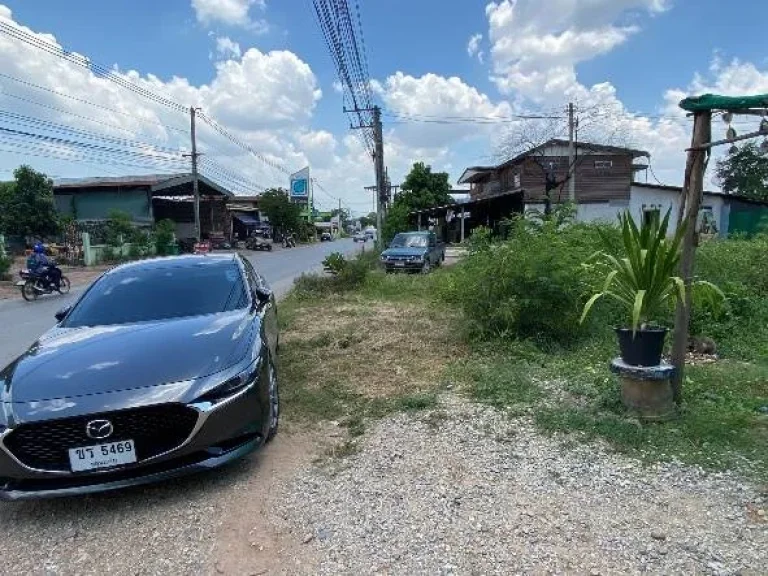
left=0, top=238, right=362, bottom=367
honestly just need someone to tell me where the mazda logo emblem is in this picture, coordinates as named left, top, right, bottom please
left=85, top=419, right=114, bottom=440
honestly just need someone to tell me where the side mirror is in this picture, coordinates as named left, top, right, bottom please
left=252, top=288, right=273, bottom=308
left=55, top=305, right=72, bottom=323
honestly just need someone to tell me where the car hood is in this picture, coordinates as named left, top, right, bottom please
left=382, top=247, right=427, bottom=257
left=0, top=311, right=256, bottom=403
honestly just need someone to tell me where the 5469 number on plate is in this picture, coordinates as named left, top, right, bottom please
left=68, top=439, right=136, bottom=472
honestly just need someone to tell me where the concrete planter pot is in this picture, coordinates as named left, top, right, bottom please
left=610, top=359, right=676, bottom=421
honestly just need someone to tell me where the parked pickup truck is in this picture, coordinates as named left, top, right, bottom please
left=380, top=231, right=445, bottom=273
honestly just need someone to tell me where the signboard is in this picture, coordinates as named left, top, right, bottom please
left=289, top=166, right=310, bottom=201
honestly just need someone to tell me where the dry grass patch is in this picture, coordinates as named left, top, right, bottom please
left=281, top=296, right=464, bottom=400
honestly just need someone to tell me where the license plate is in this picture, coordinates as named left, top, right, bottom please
left=68, top=440, right=136, bottom=472
left=395, top=262, right=405, bottom=267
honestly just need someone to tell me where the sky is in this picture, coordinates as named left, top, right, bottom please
left=1, top=0, right=768, bottom=215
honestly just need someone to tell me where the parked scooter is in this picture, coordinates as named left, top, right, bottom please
left=17, top=264, right=71, bottom=301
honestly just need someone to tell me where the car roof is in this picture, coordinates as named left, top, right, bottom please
left=105, top=253, right=239, bottom=275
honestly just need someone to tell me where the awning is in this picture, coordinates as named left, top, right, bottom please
left=233, top=212, right=260, bottom=226
left=679, top=93, right=768, bottom=112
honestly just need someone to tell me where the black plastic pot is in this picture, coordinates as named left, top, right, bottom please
left=615, top=327, right=668, bottom=367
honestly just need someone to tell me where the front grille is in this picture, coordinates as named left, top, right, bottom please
left=4, top=404, right=199, bottom=471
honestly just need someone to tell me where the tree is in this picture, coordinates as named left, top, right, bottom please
left=0, top=166, right=60, bottom=238
left=715, top=142, right=768, bottom=201
left=382, top=162, right=452, bottom=242
left=259, top=188, right=303, bottom=235
left=359, top=212, right=377, bottom=228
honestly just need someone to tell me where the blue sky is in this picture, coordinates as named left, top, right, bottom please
left=1, top=0, right=768, bottom=212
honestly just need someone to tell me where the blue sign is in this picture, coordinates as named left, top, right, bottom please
left=291, top=178, right=308, bottom=197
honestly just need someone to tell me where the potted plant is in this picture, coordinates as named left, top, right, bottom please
left=580, top=209, right=722, bottom=366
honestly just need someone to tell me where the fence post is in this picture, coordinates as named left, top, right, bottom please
left=0, top=234, right=6, bottom=258
left=82, top=232, right=94, bottom=266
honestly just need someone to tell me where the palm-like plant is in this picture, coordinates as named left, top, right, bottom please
left=580, top=209, right=722, bottom=334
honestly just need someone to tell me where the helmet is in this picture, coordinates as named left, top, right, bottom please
left=33, top=242, right=45, bottom=254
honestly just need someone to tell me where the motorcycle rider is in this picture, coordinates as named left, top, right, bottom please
left=29, top=243, right=62, bottom=291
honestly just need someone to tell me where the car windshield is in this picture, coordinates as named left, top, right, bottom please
left=390, top=234, right=428, bottom=248
left=63, top=260, right=248, bottom=327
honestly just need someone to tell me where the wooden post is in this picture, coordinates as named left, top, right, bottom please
left=670, top=111, right=711, bottom=404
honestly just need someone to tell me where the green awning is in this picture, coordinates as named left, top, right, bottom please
left=679, top=93, right=768, bottom=112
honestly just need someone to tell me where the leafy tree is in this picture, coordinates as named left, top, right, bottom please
left=359, top=212, right=377, bottom=228
left=382, top=162, right=452, bottom=241
left=398, top=162, right=452, bottom=211
left=715, top=142, right=768, bottom=201
left=259, top=188, right=303, bottom=235
left=0, top=166, right=60, bottom=238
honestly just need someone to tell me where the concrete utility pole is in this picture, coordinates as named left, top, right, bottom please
left=373, top=105, right=385, bottom=248
left=567, top=102, right=576, bottom=202
left=670, top=111, right=712, bottom=404
left=189, top=106, right=201, bottom=242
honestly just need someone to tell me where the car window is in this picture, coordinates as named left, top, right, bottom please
left=63, top=261, right=248, bottom=327
left=390, top=234, right=427, bottom=248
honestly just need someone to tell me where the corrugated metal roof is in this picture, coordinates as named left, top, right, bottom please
left=53, top=173, right=190, bottom=188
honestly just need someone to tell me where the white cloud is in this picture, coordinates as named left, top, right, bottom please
left=191, top=0, right=268, bottom=31
left=486, top=0, right=668, bottom=99
left=467, top=33, right=484, bottom=63
left=373, top=72, right=513, bottom=149
left=215, top=36, right=241, bottom=59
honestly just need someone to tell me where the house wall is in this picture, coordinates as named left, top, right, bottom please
left=526, top=185, right=727, bottom=236
left=518, top=154, right=635, bottom=204
left=54, top=187, right=152, bottom=221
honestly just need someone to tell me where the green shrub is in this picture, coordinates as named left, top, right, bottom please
left=0, top=253, right=10, bottom=280
left=323, top=252, right=347, bottom=275
left=436, top=220, right=620, bottom=345
left=154, top=219, right=176, bottom=255
left=294, top=250, right=378, bottom=297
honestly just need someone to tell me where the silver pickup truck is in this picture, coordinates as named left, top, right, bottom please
left=380, top=231, right=445, bottom=273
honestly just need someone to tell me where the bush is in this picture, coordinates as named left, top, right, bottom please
left=154, top=219, right=176, bottom=255
left=0, top=253, right=10, bottom=280
left=436, top=220, right=620, bottom=345
left=689, top=234, right=768, bottom=361
left=295, top=250, right=378, bottom=297
left=323, top=252, right=347, bottom=276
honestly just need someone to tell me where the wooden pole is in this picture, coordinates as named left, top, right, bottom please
left=670, top=111, right=711, bottom=405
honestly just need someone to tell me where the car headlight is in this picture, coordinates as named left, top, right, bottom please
left=380, top=255, right=387, bottom=261
left=414, top=254, right=424, bottom=262
left=197, top=360, right=260, bottom=404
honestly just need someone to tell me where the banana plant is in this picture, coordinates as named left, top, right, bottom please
left=580, top=209, right=723, bottom=335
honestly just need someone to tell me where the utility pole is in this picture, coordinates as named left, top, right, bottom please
left=567, top=102, right=576, bottom=202
left=338, top=197, right=342, bottom=236
left=670, top=111, right=712, bottom=404
left=189, top=106, right=201, bottom=242
left=373, top=105, right=385, bottom=248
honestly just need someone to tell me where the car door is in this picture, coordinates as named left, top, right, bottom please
left=240, top=257, right=279, bottom=359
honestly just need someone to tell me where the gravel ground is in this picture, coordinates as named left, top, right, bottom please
left=275, top=396, right=768, bottom=575
left=0, top=456, right=256, bottom=574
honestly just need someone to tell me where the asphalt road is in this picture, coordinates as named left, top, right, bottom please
left=0, top=238, right=363, bottom=367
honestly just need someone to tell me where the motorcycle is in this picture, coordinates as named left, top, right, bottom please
left=17, top=265, right=71, bottom=301
left=283, top=234, right=296, bottom=248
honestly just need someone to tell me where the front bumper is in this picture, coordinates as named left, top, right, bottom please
left=383, top=260, right=424, bottom=271
left=0, top=381, right=267, bottom=501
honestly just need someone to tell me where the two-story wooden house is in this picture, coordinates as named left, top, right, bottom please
left=457, top=139, right=651, bottom=211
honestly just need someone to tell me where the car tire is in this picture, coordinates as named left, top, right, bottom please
left=265, top=357, right=279, bottom=442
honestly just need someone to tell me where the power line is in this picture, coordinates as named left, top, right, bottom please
left=0, top=22, right=186, bottom=113
left=0, top=72, right=189, bottom=134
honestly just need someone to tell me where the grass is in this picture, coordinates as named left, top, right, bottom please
left=277, top=267, right=461, bottom=440
left=452, top=335, right=768, bottom=479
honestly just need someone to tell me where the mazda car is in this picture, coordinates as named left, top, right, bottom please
left=0, top=254, right=279, bottom=500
